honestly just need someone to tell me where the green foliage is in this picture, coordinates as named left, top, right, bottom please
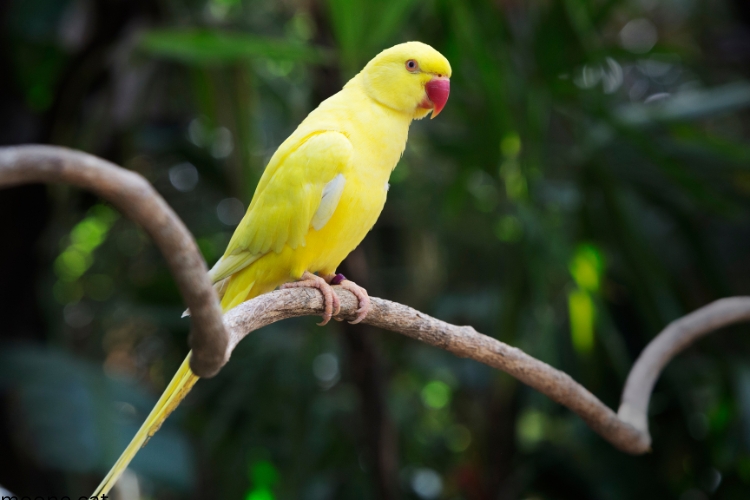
left=4, top=0, right=750, bottom=498
left=52, top=205, right=119, bottom=303
left=245, top=459, right=279, bottom=500
left=139, top=29, right=333, bottom=65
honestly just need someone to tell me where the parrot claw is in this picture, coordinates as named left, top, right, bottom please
left=336, top=280, right=371, bottom=324
left=281, top=271, right=340, bottom=325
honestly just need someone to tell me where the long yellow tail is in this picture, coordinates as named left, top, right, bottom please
left=92, top=261, right=273, bottom=495
left=92, top=352, right=199, bottom=496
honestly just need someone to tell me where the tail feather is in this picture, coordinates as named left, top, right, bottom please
left=92, top=353, right=199, bottom=496
left=94, top=261, right=271, bottom=494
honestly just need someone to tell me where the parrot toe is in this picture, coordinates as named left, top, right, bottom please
left=336, top=279, right=370, bottom=324
left=281, top=271, right=340, bottom=325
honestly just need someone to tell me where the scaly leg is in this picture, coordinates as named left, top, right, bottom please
left=330, top=273, right=371, bottom=324
left=281, top=271, right=341, bottom=325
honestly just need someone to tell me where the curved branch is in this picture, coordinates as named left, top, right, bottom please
left=0, top=145, right=227, bottom=377
left=223, top=289, right=750, bottom=455
left=2, top=145, right=749, bottom=455
left=221, top=288, right=649, bottom=454
left=618, top=297, right=750, bottom=436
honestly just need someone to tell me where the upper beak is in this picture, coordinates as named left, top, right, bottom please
left=425, top=76, right=450, bottom=119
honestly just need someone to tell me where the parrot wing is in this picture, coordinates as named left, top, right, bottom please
left=208, top=131, right=353, bottom=283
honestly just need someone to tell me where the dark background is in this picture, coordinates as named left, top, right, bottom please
left=2, top=0, right=750, bottom=498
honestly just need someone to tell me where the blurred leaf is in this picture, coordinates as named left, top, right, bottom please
left=8, top=0, right=750, bottom=497
left=569, top=243, right=604, bottom=293
left=669, top=124, right=750, bottom=165
left=327, top=0, right=365, bottom=68
left=327, top=0, right=418, bottom=74
left=563, top=0, right=599, bottom=55
left=614, top=82, right=750, bottom=127
left=368, top=0, right=420, bottom=49
left=0, top=346, right=195, bottom=489
left=139, top=29, right=334, bottom=66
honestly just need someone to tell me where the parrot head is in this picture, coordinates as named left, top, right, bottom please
left=359, top=41, right=452, bottom=120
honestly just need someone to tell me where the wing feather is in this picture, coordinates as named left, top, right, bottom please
left=209, top=131, right=353, bottom=283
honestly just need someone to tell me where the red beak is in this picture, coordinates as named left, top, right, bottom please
left=425, top=77, right=450, bottom=118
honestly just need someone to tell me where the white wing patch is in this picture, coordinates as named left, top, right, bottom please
left=311, top=173, right=346, bottom=231
left=384, top=182, right=390, bottom=191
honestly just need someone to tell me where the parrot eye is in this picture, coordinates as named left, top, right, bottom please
left=405, top=59, right=419, bottom=72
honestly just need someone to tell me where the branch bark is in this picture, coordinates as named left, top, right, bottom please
left=0, top=145, right=227, bottom=377
left=2, top=145, right=749, bottom=456
left=618, top=297, right=750, bottom=436
left=222, top=288, right=648, bottom=454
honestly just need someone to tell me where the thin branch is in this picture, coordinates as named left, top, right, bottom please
left=3, top=145, right=749, bottom=455
left=618, top=297, right=750, bottom=436
left=0, top=145, right=227, bottom=377
left=222, top=290, right=750, bottom=455
left=222, top=288, right=647, bottom=454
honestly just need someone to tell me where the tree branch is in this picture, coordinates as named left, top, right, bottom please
left=221, top=288, right=648, bottom=454
left=221, top=290, right=750, bottom=455
left=0, top=145, right=227, bottom=377
left=618, top=297, right=750, bottom=436
left=2, top=145, right=749, bottom=455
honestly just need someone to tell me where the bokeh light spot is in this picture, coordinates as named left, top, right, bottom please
left=499, top=161, right=527, bottom=201
left=313, top=353, right=339, bottom=387
left=63, top=302, right=93, bottom=328
left=211, top=126, right=234, bottom=158
left=54, top=204, right=119, bottom=284
left=55, top=248, right=91, bottom=281
left=245, top=488, right=274, bottom=500
left=568, top=289, right=594, bottom=354
left=568, top=244, right=603, bottom=354
left=169, top=162, right=199, bottom=192
left=517, top=409, right=546, bottom=450
left=411, top=468, right=443, bottom=499
left=619, top=18, right=658, bottom=54
left=71, top=218, right=108, bottom=251
left=569, top=244, right=604, bottom=292
left=500, top=133, right=521, bottom=158
left=250, top=459, right=278, bottom=488
left=421, top=380, right=451, bottom=409
left=188, top=116, right=211, bottom=147
left=217, top=197, right=245, bottom=225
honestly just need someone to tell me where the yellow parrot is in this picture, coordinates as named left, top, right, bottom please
left=92, top=41, right=451, bottom=495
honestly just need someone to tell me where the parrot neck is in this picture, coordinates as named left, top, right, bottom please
left=295, top=76, right=413, bottom=184
left=350, top=77, right=412, bottom=160
left=350, top=73, right=419, bottom=121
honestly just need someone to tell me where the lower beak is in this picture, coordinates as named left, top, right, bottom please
left=425, top=77, right=450, bottom=119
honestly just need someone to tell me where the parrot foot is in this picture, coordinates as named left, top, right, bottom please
left=335, top=278, right=371, bottom=325
left=281, top=271, right=341, bottom=326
